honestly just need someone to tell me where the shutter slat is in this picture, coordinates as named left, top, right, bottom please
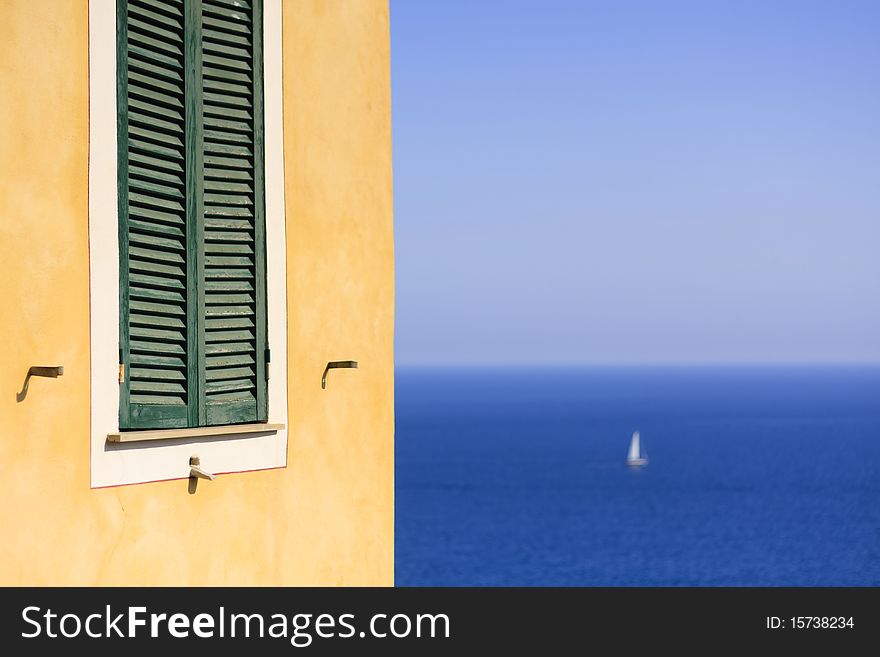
left=205, top=379, right=256, bottom=395
left=130, top=272, right=186, bottom=292
left=203, top=43, right=251, bottom=61
left=129, top=178, right=184, bottom=200
left=130, top=312, right=186, bottom=329
left=203, top=28, right=251, bottom=48
left=131, top=256, right=186, bottom=279
left=205, top=168, right=253, bottom=183
left=206, top=332, right=255, bottom=346
left=205, top=316, right=255, bottom=330
left=130, top=339, right=186, bottom=356
left=203, top=105, right=253, bottom=121
left=206, top=255, right=254, bottom=267
left=205, top=0, right=252, bottom=11
left=205, top=304, right=254, bottom=317
left=205, top=282, right=254, bottom=294
left=130, top=0, right=183, bottom=18
left=131, top=353, right=186, bottom=368
left=131, top=325, right=187, bottom=342
left=205, top=207, right=254, bottom=219
left=202, top=52, right=252, bottom=73
left=204, top=116, right=252, bottom=133
left=205, top=292, right=254, bottom=305
left=206, top=342, right=255, bottom=355
left=128, top=224, right=186, bottom=246
left=205, top=193, right=253, bottom=206
left=131, top=381, right=186, bottom=394
left=204, top=233, right=251, bottom=245
left=130, top=164, right=186, bottom=187
left=129, top=192, right=186, bottom=215
left=130, top=367, right=187, bottom=382
left=130, top=258, right=186, bottom=279
left=204, top=92, right=253, bottom=110
left=205, top=180, right=253, bottom=194
left=131, top=394, right=187, bottom=405
left=204, top=154, right=252, bottom=169
left=205, top=242, right=253, bottom=254
left=203, top=79, right=252, bottom=96
left=129, top=286, right=186, bottom=304
left=204, top=232, right=252, bottom=245
left=129, top=245, right=185, bottom=265
left=130, top=299, right=186, bottom=318
left=205, top=269, right=254, bottom=281
left=206, top=354, right=256, bottom=369
left=204, top=129, right=253, bottom=145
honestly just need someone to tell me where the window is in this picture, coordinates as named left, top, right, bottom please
left=117, top=0, right=268, bottom=429
left=90, top=0, right=286, bottom=486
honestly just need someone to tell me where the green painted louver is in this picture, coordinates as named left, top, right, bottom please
left=118, top=0, right=267, bottom=430
left=199, top=0, right=267, bottom=425
left=119, top=0, right=190, bottom=429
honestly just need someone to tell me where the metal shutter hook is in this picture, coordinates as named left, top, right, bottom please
left=189, top=456, right=216, bottom=481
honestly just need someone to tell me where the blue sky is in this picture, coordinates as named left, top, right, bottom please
left=390, top=0, right=880, bottom=365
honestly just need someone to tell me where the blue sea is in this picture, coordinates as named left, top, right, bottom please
left=395, top=366, right=880, bottom=586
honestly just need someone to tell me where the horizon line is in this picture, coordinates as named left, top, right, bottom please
left=394, top=360, right=880, bottom=368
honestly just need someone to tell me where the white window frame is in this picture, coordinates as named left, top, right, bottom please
left=88, top=0, right=288, bottom=488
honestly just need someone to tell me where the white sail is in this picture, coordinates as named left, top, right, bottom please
left=627, top=431, right=641, bottom=461
left=626, top=431, right=647, bottom=466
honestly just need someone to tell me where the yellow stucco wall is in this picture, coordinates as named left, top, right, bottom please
left=0, top=0, right=394, bottom=585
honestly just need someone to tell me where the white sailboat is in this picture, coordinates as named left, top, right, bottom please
left=626, top=430, right=648, bottom=467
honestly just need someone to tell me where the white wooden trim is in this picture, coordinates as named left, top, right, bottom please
left=108, top=424, right=286, bottom=444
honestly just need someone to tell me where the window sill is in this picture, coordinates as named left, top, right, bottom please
left=107, top=423, right=285, bottom=444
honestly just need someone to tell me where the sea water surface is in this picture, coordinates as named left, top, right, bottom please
left=395, top=366, right=880, bottom=586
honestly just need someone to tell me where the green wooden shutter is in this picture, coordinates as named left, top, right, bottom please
left=119, top=0, right=192, bottom=429
left=199, top=0, right=268, bottom=425
left=118, top=0, right=267, bottom=430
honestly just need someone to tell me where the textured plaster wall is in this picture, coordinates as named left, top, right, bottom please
left=0, top=0, right=394, bottom=585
